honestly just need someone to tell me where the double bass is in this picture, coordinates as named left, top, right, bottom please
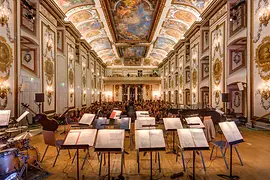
left=21, top=103, right=58, bottom=131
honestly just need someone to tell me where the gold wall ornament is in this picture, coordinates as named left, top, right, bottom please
left=192, top=69, right=197, bottom=88
left=213, top=58, right=222, bottom=86
left=256, top=83, right=270, bottom=110
left=192, top=92, right=196, bottom=103
left=46, top=86, right=53, bottom=105
left=179, top=75, right=183, bottom=88
left=44, top=58, right=54, bottom=86
left=255, top=36, right=270, bottom=81
left=259, top=7, right=270, bottom=26
left=68, top=69, right=74, bottom=85
left=215, top=90, right=221, bottom=105
left=0, top=36, right=12, bottom=81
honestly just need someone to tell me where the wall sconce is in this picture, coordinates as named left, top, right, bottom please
left=0, top=2, right=10, bottom=27
left=257, top=83, right=270, bottom=110
left=259, top=6, right=270, bottom=26
left=46, top=86, right=53, bottom=105
left=0, top=81, right=10, bottom=105
left=83, top=89, right=87, bottom=101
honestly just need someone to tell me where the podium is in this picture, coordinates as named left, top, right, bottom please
left=94, top=129, right=125, bottom=179
left=61, top=129, right=97, bottom=180
left=217, top=122, right=244, bottom=179
left=163, top=118, right=183, bottom=154
left=135, top=129, right=165, bottom=179
left=177, top=129, right=209, bottom=180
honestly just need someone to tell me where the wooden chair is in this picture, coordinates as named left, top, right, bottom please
left=41, top=130, right=71, bottom=167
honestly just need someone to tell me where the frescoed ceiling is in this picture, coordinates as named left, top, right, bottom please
left=54, top=0, right=213, bottom=67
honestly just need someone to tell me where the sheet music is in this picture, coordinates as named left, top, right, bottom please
left=185, top=117, right=205, bottom=129
left=16, top=111, right=29, bottom=122
left=0, top=110, right=11, bottom=126
left=135, top=129, right=165, bottom=149
left=136, top=111, right=149, bottom=117
left=95, top=129, right=124, bottom=150
left=64, top=131, right=80, bottom=145
left=219, top=122, right=243, bottom=143
left=177, top=129, right=209, bottom=149
left=136, top=117, right=155, bottom=121
left=216, top=109, right=225, bottom=115
left=79, top=113, right=95, bottom=126
left=135, top=119, right=155, bottom=130
left=163, top=118, right=183, bottom=130
left=110, top=110, right=122, bottom=119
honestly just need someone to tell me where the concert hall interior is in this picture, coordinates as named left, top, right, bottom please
left=1, top=0, right=270, bottom=179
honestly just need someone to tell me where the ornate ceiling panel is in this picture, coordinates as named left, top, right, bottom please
left=54, top=0, right=213, bottom=67
left=101, top=0, right=165, bottom=43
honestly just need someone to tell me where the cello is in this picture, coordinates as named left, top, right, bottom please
left=21, top=103, right=58, bottom=131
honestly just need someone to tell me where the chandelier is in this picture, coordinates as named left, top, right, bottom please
left=0, top=1, right=9, bottom=27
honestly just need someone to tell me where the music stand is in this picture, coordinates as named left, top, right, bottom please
left=163, top=118, right=183, bottom=154
left=0, top=110, right=11, bottom=127
left=217, top=122, right=244, bottom=179
left=177, top=129, right=209, bottom=180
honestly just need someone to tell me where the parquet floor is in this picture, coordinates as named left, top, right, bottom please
left=29, top=125, right=270, bottom=180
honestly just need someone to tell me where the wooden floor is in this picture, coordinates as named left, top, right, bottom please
left=29, top=125, right=270, bottom=180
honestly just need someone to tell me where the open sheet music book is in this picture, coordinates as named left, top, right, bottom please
left=16, top=111, right=29, bottom=122
left=136, top=111, right=149, bottom=117
left=95, top=129, right=125, bottom=151
left=185, top=117, right=205, bottom=129
left=64, top=129, right=97, bottom=146
left=0, top=110, right=11, bottom=126
left=136, top=117, right=155, bottom=121
left=135, top=119, right=155, bottom=130
left=109, top=110, right=122, bottom=119
left=135, top=129, right=165, bottom=150
left=219, top=122, right=243, bottom=145
left=79, top=113, right=95, bottom=126
left=163, top=118, right=183, bottom=130
left=177, top=129, right=209, bottom=150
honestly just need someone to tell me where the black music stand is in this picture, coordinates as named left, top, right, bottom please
left=35, top=93, right=44, bottom=114
left=217, top=122, right=243, bottom=180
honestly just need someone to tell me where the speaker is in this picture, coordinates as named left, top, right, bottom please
left=222, top=93, right=229, bottom=102
left=35, top=93, right=44, bottom=103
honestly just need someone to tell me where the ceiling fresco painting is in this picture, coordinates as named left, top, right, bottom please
left=119, top=46, right=146, bottom=58
left=102, top=0, right=163, bottom=42
left=55, top=0, right=212, bottom=66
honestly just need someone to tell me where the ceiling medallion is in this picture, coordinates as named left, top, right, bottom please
left=213, top=58, right=222, bottom=86
left=192, top=69, right=197, bottom=88
left=255, top=36, right=270, bottom=81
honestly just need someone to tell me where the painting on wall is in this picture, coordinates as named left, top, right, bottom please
left=230, top=90, right=243, bottom=114
left=124, top=58, right=141, bottom=66
left=82, top=56, right=87, bottom=106
left=229, top=49, right=246, bottom=74
left=230, top=2, right=246, bottom=37
left=119, top=46, right=146, bottom=58
left=21, top=0, right=36, bottom=34
left=185, top=90, right=191, bottom=105
left=42, top=23, right=56, bottom=113
left=185, top=69, right=190, bottom=83
left=202, top=30, right=209, bottom=53
left=201, top=63, right=209, bottom=80
left=68, top=44, right=75, bottom=108
left=21, top=48, right=37, bottom=75
left=173, top=0, right=211, bottom=10
left=105, top=0, right=160, bottom=41
left=57, top=30, right=64, bottom=52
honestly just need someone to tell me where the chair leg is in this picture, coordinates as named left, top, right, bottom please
left=96, top=152, right=100, bottom=162
left=121, top=151, right=124, bottom=175
left=220, top=147, right=229, bottom=169
left=99, top=153, right=103, bottom=176
left=103, top=153, right=106, bottom=166
left=137, top=150, right=140, bottom=174
left=155, top=152, right=157, bottom=163
left=68, top=150, right=71, bottom=158
left=199, top=151, right=206, bottom=172
left=41, top=145, right=49, bottom=163
left=53, top=148, right=60, bottom=167
left=234, top=146, right=244, bottom=166
left=181, top=151, right=186, bottom=172
left=72, top=150, right=77, bottom=163
left=158, top=152, right=161, bottom=172
left=81, top=149, right=89, bottom=170
left=210, top=145, right=215, bottom=160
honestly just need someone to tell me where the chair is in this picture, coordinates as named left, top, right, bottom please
left=210, top=140, right=244, bottom=169
left=41, top=130, right=71, bottom=167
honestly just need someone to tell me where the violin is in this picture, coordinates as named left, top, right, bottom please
left=21, top=103, right=59, bottom=132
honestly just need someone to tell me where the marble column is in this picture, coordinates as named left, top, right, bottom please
left=135, top=86, right=138, bottom=101
left=127, top=86, right=130, bottom=101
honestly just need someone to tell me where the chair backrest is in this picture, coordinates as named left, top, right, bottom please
left=42, top=130, right=56, bottom=146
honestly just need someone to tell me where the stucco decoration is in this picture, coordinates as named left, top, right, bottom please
left=213, top=58, right=222, bottom=86
left=0, top=36, right=12, bottom=82
left=255, top=36, right=270, bottom=81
